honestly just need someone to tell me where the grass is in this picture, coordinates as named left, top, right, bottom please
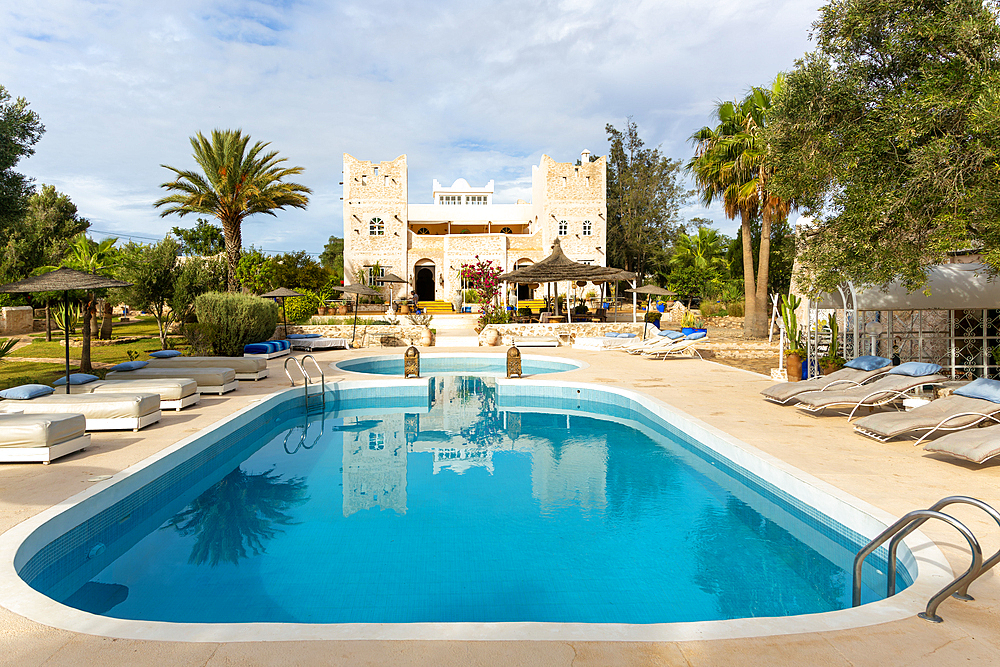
left=30, top=314, right=166, bottom=339
left=0, top=361, right=108, bottom=391
left=15, top=316, right=189, bottom=365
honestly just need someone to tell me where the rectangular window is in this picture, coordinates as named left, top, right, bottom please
left=582, top=220, right=592, bottom=236
left=586, top=176, right=590, bottom=186
left=562, top=176, right=567, bottom=186
left=558, top=220, right=568, bottom=236
left=439, top=195, right=461, bottom=205
left=580, top=259, right=594, bottom=265
left=466, top=195, right=487, bottom=205
left=373, top=167, right=379, bottom=177
left=384, top=175, right=389, bottom=187
left=361, top=175, right=367, bottom=185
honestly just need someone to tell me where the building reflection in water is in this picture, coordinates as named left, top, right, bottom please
left=341, top=376, right=609, bottom=517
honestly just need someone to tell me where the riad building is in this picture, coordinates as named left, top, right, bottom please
left=342, top=151, right=607, bottom=303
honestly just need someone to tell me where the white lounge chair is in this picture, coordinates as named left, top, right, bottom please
left=146, top=356, right=269, bottom=380
left=0, top=413, right=90, bottom=464
left=761, top=357, right=893, bottom=405
left=105, top=366, right=238, bottom=395
left=64, top=378, right=200, bottom=412
left=796, top=363, right=947, bottom=417
left=642, top=337, right=704, bottom=359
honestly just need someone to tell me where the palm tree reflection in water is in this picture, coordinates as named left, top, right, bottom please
left=163, top=467, right=309, bottom=566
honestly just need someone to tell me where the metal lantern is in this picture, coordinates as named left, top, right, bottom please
left=507, top=346, right=522, bottom=378
left=404, top=345, right=420, bottom=378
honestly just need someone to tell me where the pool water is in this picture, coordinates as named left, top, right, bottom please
left=335, top=354, right=581, bottom=376
left=31, top=377, right=902, bottom=624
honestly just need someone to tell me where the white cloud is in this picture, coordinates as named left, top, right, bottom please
left=1, top=0, right=824, bottom=256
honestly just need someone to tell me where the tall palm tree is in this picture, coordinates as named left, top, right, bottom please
left=155, top=129, right=311, bottom=291
left=687, top=79, right=792, bottom=338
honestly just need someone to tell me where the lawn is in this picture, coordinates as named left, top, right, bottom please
left=14, top=316, right=189, bottom=365
left=0, top=361, right=103, bottom=391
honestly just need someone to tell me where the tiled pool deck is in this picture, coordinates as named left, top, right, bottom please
left=0, top=345, right=997, bottom=665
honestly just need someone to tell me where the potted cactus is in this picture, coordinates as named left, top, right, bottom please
left=781, top=294, right=805, bottom=381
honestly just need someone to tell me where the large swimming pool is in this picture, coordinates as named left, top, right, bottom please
left=335, top=353, right=584, bottom=376
left=9, top=376, right=915, bottom=630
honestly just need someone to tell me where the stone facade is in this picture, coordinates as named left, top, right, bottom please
left=343, top=151, right=607, bottom=305
left=477, top=322, right=646, bottom=346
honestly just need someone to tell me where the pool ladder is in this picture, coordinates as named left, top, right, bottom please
left=283, top=354, right=326, bottom=412
left=853, top=495, right=1000, bottom=622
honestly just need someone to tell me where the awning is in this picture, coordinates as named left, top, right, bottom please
left=817, top=263, right=1000, bottom=310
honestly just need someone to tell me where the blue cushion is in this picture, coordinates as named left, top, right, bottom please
left=111, top=360, right=148, bottom=371
left=605, top=332, right=619, bottom=337
left=662, top=330, right=685, bottom=340
left=844, top=355, right=891, bottom=371
left=244, top=343, right=272, bottom=354
left=0, top=384, right=55, bottom=400
left=274, top=340, right=290, bottom=350
left=52, top=373, right=100, bottom=386
left=149, top=349, right=182, bottom=358
left=888, top=361, right=942, bottom=377
left=685, top=331, right=707, bottom=341
left=954, top=378, right=1000, bottom=404
left=287, top=333, right=322, bottom=339
left=619, top=332, right=637, bottom=338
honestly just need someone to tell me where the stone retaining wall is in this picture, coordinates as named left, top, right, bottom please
left=477, top=322, right=648, bottom=346
left=282, top=324, right=429, bottom=348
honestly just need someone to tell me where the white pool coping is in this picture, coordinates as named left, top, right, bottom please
left=0, top=376, right=955, bottom=643
left=333, top=352, right=588, bottom=376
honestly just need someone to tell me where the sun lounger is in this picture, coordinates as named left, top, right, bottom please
left=573, top=332, right=639, bottom=350
left=922, top=424, right=1000, bottom=464
left=853, top=394, right=1000, bottom=442
left=105, top=367, right=238, bottom=395
left=795, top=363, right=946, bottom=417
left=0, top=393, right=161, bottom=432
left=146, top=356, right=269, bottom=380
left=287, top=335, right=350, bottom=351
left=761, top=357, right=893, bottom=405
left=642, top=337, right=705, bottom=359
left=0, top=413, right=90, bottom=464
left=65, top=378, right=200, bottom=412
left=243, top=340, right=290, bottom=359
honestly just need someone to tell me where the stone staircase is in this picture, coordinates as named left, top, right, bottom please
left=419, top=301, right=455, bottom=314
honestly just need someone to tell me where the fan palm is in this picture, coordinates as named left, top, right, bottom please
left=687, top=79, right=792, bottom=338
left=155, top=129, right=311, bottom=291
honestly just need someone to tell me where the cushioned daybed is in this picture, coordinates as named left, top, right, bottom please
left=287, top=334, right=350, bottom=351
left=105, top=366, right=238, bottom=395
left=62, top=376, right=200, bottom=411
left=0, top=413, right=90, bottom=464
left=146, top=356, right=269, bottom=380
left=573, top=332, right=639, bottom=350
left=0, top=392, right=161, bottom=432
left=244, top=340, right=291, bottom=359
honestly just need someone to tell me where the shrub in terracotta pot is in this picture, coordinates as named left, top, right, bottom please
left=786, top=348, right=805, bottom=382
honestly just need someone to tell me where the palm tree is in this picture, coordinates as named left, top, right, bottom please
left=155, top=129, right=311, bottom=291
left=670, top=226, right=728, bottom=272
left=687, top=79, right=792, bottom=338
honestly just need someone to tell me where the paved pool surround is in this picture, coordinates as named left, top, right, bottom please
left=0, top=346, right=997, bottom=665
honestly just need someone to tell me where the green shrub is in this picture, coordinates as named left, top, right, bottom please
left=282, top=290, right=321, bottom=323
left=644, top=311, right=661, bottom=325
left=574, top=304, right=589, bottom=315
left=517, top=307, right=532, bottom=317
left=191, top=292, right=279, bottom=356
left=462, top=289, right=481, bottom=304
left=700, top=301, right=724, bottom=317
left=726, top=300, right=745, bottom=317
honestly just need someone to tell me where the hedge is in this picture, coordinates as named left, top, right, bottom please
left=191, top=292, right=279, bottom=357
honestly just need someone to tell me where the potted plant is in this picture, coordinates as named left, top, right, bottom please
left=680, top=310, right=706, bottom=334
left=780, top=294, right=805, bottom=381
left=644, top=311, right=662, bottom=329
left=819, top=314, right=845, bottom=375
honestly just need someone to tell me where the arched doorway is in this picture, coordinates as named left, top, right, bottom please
left=415, top=265, right=435, bottom=302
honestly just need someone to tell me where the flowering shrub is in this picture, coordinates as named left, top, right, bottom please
left=459, top=256, right=509, bottom=330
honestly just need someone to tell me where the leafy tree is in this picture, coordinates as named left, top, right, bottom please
left=319, top=236, right=344, bottom=282
left=0, top=85, right=44, bottom=234
left=235, top=245, right=277, bottom=294
left=459, top=257, right=507, bottom=328
left=767, top=0, right=1000, bottom=292
left=688, top=81, right=792, bottom=338
left=273, top=250, right=331, bottom=291
left=116, top=238, right=185, bottom=349
left=173, top=255, right=227, bottom=321
left=0, top=185, right=90, bottom=283
left=155, top=129, right=311, bottom=291
left=171, top=218, right=225, bottom=256
left=669, top=226, right=729, bottom=304
left=55, top=235, right=118, bottom=372
left=605, top=119, right=691, bottom=279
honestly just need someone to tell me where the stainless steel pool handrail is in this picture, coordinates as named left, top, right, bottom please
left=300, top=354, right=326, bottom=410
left=886, top=496, right=1000, bottom=600
left=283, top=356, right=312, bottom=411
left=852, top=508, right=983, bottom=623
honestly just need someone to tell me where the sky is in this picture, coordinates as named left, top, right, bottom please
left=2, top=0, right=825, bottom=257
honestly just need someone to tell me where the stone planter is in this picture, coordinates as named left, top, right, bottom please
left=786, top=353, right=803, bottom=382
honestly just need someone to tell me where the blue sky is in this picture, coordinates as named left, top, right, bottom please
left=2, top=0, right=823, bottom=256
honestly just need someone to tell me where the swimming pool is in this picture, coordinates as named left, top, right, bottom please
left=335, top=353, right=584, bottom=376
left=0, top=377, right=952, bottom=641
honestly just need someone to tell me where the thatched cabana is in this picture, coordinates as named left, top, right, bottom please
left=261, top=287, right=305, bottom=335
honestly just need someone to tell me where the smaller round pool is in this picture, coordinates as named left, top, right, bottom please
left=335, top=353, right=584, bottom=376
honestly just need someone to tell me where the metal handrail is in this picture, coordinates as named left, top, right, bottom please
left=283, top=356, right=312, bottom=410
left=886, top=496, right=1000, bottom=600
left=912, top=413, right=1000, bottom=447
left=300, top=354, right=326, bottom=410
left=852, top=509, right=983, bottom=623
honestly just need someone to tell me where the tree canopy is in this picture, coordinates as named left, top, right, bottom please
left=767, top=0, right=1000, bottom=292
left=1, top=184, right=90, bottom=284
left=605, top=119, right=690, bottom=279
left=155, top=129, right=311, bottom=291
left=172, top=218, right=225, bottom=256
left=0, top=85, right=44, bottom=232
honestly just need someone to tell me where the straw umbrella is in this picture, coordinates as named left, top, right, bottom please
left=260, top=287, right=304, bottom=337
left=0, top=268, right=132, bottom=393
left=499, top=239, right=633, bottom=322
left=627, top=285, right=677, bottom=339
left=375, top=273, right=408, bottom=310
left=329, top=283, right=382, bottom=345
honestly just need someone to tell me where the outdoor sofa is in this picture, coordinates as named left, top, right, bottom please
left=0, top=388, right=161, bottom=432
left=145, top=356, right=269, bottom=380
left=55, top=374, right=200, bottom=412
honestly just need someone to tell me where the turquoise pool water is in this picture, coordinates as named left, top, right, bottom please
left=335, top=354, right=581, bottom=376
left=20, top=377, right=906, bottom=625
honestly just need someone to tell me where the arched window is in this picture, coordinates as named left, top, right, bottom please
left=499, top=226, right=513, bottom=234
left=416, top=227, right=430, bottom=235
left=558, top=220, right=568, bottom=236
left=369, top=217, right=384, bottom=235
left=582, top=220, right=592, bottom=236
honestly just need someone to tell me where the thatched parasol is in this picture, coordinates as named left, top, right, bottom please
left=0, top=268, right=132, bottom=393
left=261, top=287, right=304, bottom=336
left=627, top=285, right=677, bottom=338
left=329, top=283, right=382, bottom=344
left=499, top=238, right=632, bottom=320
left=375, top=272, right=408, bottom=306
